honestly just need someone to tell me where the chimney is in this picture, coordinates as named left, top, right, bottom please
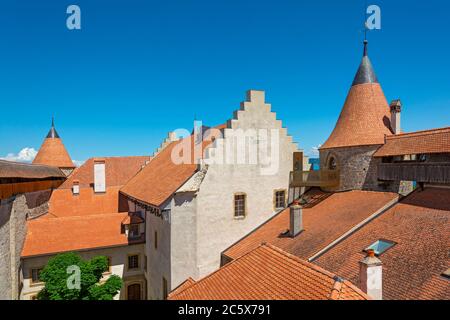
left=93, top=159, right=106, bottom=193
left=72, top=180, right=80, bottom=195
left=359, top=249, right=383, bottom=300
left=390, top=99, right=402, bottom=134
left=289, top=203, right=303, bottom=237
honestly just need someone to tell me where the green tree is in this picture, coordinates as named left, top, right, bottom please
left=37, top=252, right=122, bottom=300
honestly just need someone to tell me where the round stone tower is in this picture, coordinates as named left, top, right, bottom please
left=319, top=40, right=398, bottom=192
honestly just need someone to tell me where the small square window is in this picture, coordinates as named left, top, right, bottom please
left=274, top=190, right=286, bottom=209
left=129, top=224, right=140, bottom=238
left=364, top=239, right=396, bottom=256
left=128, top=255, right=139, bottom=270
left=234, top=194, right=246, bottom=218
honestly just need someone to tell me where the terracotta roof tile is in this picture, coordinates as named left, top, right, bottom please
left=315, top=187, right=450, bottom=300
left=22, top=212, right=129, bottom=257
left=60, top=156, right=151, bottom=189
left=374, top=127, right=450, bottom=157
left=47, top=186, right=123, bottom=218
left=223, top=190, right=398, bottom=261
left=321, top=83, right=393, bottom=149
left=169, top=244, right=369, bottom=300
left=33, top=137, right=75, bottom=169
left=120, top=136, right=213, bottom=207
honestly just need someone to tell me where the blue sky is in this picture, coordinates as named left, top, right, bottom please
left=1, top=0, right=449, bottom=163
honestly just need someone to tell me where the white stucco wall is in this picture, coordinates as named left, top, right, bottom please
left=169, top=90, right=300, bottom=288
left=20, top=244, right=145, bottom=300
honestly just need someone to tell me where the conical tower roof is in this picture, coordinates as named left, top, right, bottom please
left=321, top=41, right=393, bottom=150
left=33, top=118, right=75, bottom=169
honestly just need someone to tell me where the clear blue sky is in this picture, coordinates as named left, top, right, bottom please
left=1, top=0, right=449, bottom=162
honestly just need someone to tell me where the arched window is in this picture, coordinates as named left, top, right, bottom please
left=328, top=156, right=337, bottom=170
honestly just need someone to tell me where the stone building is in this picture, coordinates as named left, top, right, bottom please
left=120, top=90, right=305, bottom=299
left=32, top=118, right=76, bottom=176
left=0, top=160, right=65, bottom=300
left=318, top=41, right=404, bottom=193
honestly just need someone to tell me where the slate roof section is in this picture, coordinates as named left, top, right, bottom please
left=169, top=244, right=369, bottom=300
left=223, top=190, right=398, bottom=261
left=315, top=187, right=450, bottom=300
left=374, top=127, right=450, bottom=157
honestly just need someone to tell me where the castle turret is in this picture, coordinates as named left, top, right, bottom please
left=33, top=118, right=75, bottom=176
left=319, top=40, right=399, bottom=192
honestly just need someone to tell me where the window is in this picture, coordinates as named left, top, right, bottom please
left=154, top=231, right=158, bottom=250
left=234, top=193, right=246, bottom=218
left=31, top=268, right=43, bottom=284
left=328, top=156, right=337, bottom=170
left=274, top=190, right=286, bottom=209
left=364, top=239, right=396, bottom=256
left=129, top=224, right=140, bottom=239
left=128, top=255, right=140, bottom=270
left=162, top=277, right=168, bottom=300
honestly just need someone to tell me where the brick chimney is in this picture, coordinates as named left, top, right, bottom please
left=289, top=203, right=303, bottom=237
left=359, top=249, right=383, bottom=300
left=93, top=158, right=106, bottom=193
left=390, top=99, right=402, bottom=134
left=72, top=180, right=80, bottom=195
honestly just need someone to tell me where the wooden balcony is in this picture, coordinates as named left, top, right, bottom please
left=378, top=162, right=450, bottom=183
left=290, top=170, right=340, bottom=188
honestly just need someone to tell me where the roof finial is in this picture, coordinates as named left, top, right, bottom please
left=52, top=116, right=55, bottom=128
left=363, top=1, right=369, bottom=57
left=363, top=39, right=368, bottom=57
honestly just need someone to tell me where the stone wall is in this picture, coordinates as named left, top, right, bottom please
left=0, top=190, right=51, bottom=299
left=320, top=145, right=402, bottom=193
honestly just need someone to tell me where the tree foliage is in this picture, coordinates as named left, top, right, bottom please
left=37, top=252, right=122, bottom=300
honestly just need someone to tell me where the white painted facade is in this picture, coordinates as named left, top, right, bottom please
left=136, top=90, right=303, bottom=299
left=20, top=244, right=146, bottom=300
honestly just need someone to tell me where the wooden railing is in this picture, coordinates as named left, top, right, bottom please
left=290, top=170, right=340, bottom=188
left=378, top=162, right=450, bottom=183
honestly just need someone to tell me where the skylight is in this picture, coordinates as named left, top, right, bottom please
left=364, top=239, right=396, bottom=256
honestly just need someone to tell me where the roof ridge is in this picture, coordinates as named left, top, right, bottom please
left=385, top=126, right=450, bottom=140
left=29, top=212, right=127, bottom=223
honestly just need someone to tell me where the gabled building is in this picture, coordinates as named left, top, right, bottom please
left=32, top=118, right=76, bottom=176
left=20, top=155, right=152, bottom=300
left=120, top=90, right=304, bottom=299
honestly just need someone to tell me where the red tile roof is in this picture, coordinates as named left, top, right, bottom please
left=22, top=212, right=130, bottom=257
left=374, top=127, right=450, bottom=157
left=120, top=136, right=213, bottom=207
left=223, top=190, right=398, bottom=261
left=44, top=156, right=151, bottom=218
left=315, top=187, right=450, bottom=300
left=33, top=137, right=75, bottom=169
left=169, top=244, right=369, bottom=300
left=47, top=186, right=123, bottom=218
left=321, top=83, right=393, bottom=149
left=60, top=156, right=151, bottom=189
